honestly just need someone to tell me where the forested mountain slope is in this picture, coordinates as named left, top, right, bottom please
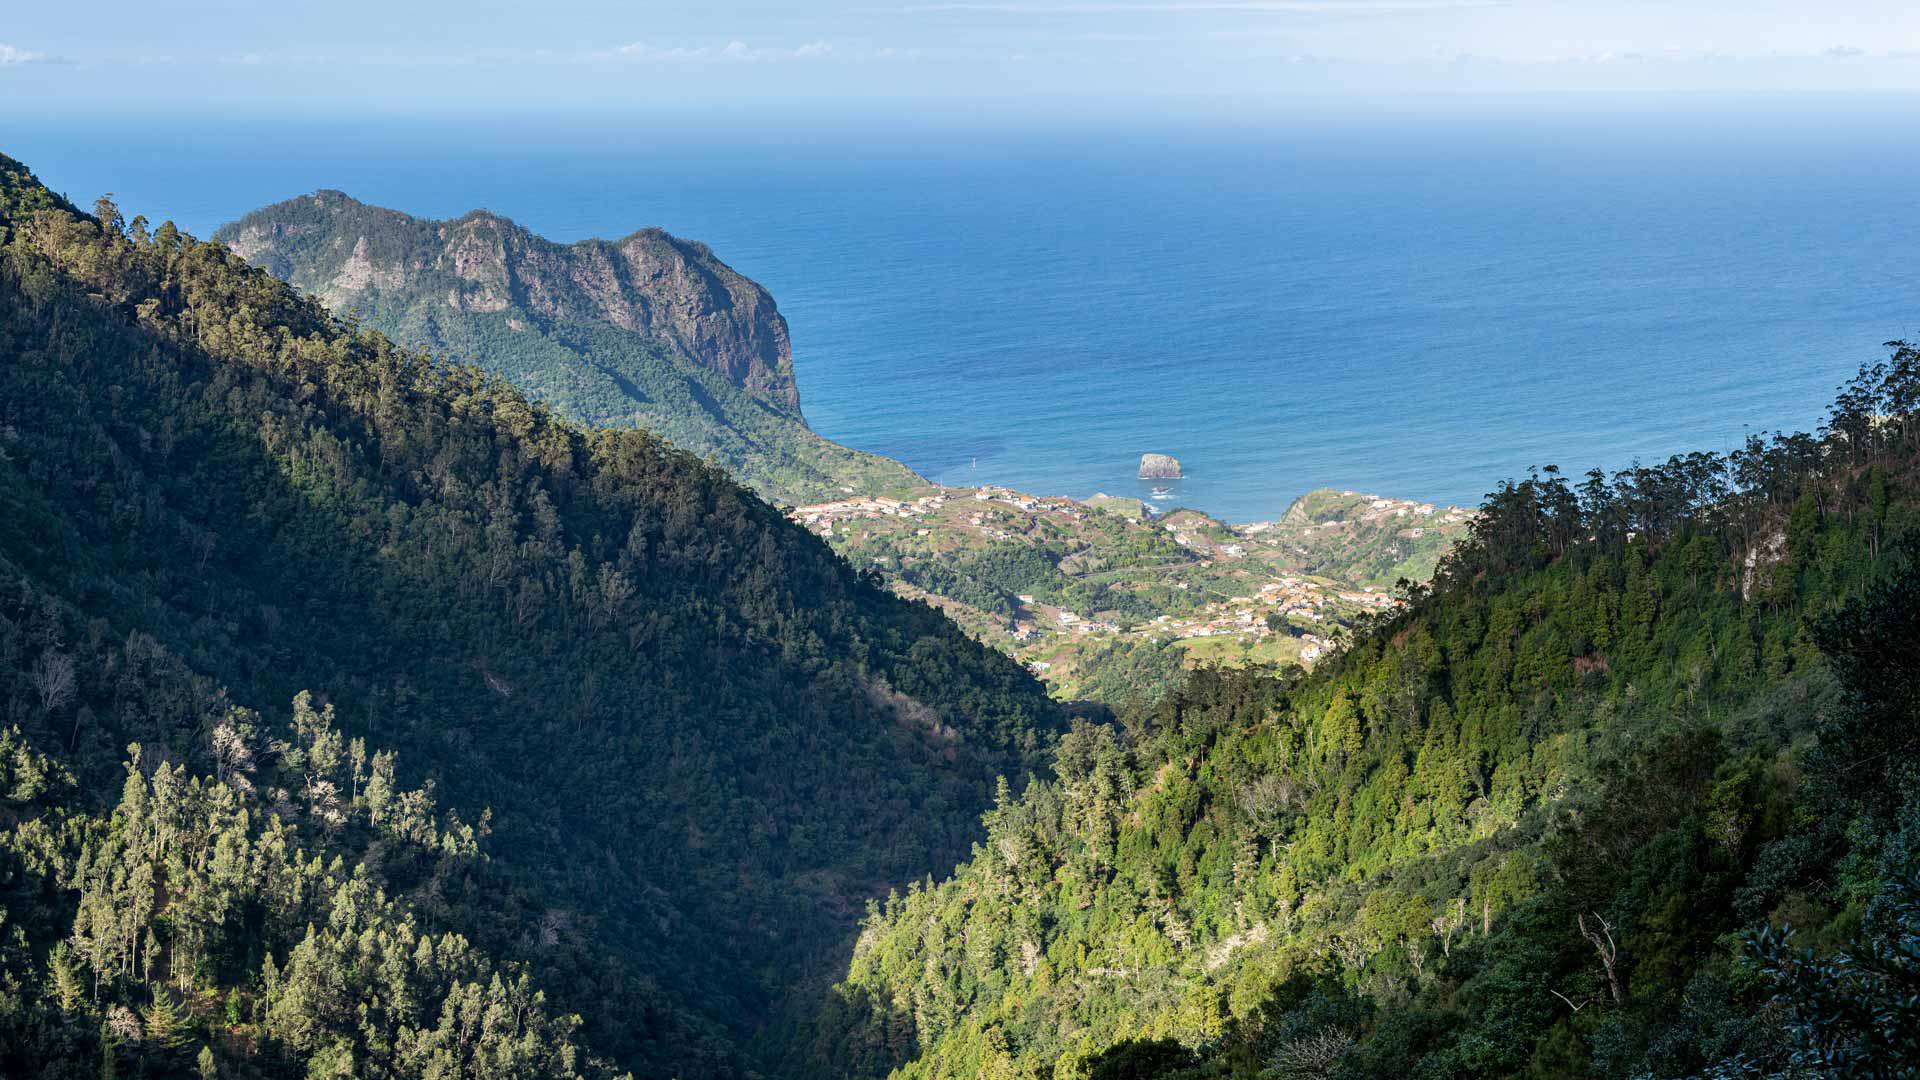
left=0, top=152, right=1060, bottom=1078
left=808, top=354, right=1920, bottom=1078
left=215, top=191, right=925, bottom=505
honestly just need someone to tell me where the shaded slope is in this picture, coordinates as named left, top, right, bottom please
left=0, top=152, right=1059, bottom=1076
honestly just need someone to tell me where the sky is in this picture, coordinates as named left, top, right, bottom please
left=4, top=1, right=1920, bottom=118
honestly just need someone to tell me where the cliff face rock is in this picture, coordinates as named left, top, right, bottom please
left=218, top=191, right=799, bottom=411
left=1138, top=453, right=1184, bottom=479
left=215, top=192, right=926, bottom=504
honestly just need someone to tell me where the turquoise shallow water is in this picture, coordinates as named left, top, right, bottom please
left=11, top=103, right=1919, bottom=520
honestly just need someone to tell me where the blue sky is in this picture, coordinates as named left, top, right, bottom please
left=4, top=0, right=1919, bottom=116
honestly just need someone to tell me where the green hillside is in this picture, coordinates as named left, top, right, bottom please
left=214, top=191, right=925, bottom=505
left=800, top=489, right=1467, bottom=704
left=8, top=138, right=1919, bottom=1080
left=1266, top=489, right=1473, bottom=587
left=0, top=153, right=1059, bottom=1078
left=806, top=358, right=1920, bottom=1078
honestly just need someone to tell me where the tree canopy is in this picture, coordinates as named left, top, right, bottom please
left=0, top=153, right=1060, bottom=1077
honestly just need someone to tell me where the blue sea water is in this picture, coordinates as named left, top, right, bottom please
left=9, top=102, right=1919, bottom=521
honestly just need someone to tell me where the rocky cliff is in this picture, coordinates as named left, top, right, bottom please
left=221, top=191, right=798, bottom=407
left=215, top=192, right=922, bottom=503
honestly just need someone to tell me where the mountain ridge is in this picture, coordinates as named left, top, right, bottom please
left=222, top=189, right=798, bottom=406
left=214, top=189, right=927, bottom=504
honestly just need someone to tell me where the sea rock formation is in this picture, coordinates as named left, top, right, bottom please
left=1138, top=453, right=1184, bottom=479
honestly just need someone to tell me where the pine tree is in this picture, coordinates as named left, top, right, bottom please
left=143, top=988, right=189, bottom=1053
left=97, top=1023, right=115, bottom=1080
left=1321, top=690, right=1363, bottom=765
left=48, top=941, right=84, bottom=1016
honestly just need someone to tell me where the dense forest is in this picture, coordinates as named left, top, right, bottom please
left=5, top=141, right=1919, bottom=1080
left=803, top=353, right=1920, bottom=1077
left=0, top=152, right=1062, bottom=1077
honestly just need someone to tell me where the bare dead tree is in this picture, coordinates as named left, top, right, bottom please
left=1549, top=989, right=1589, bottom=1013
left=209, top=714, right=257, bottom=795
left=1267, top=1027, right=1354, bottom=1080
left=1431, top=897, right=1468, bottom=957
left=1325, top=932, right=1377, bottom=972
left=30, top=649, right=76, bottom=716
left=1578, top=911, right=1622, bottom=1004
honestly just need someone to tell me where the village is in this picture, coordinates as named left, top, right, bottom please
left=787, top=482, right=1469, bottom=693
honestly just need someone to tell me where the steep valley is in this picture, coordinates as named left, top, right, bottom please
left=0, top=154, right=1058, bottom=1078
left=3, top=144, right=1918, bottom=1080
left=215, top=187, right=1474, bottom=706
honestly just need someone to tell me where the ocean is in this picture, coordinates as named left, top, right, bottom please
left=9, top=101, right=1918, bottom=521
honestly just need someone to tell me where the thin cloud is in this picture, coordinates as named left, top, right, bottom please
left=607, top=39, right=840, bottom=63
left=0, top=43, right=47, bottom=65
